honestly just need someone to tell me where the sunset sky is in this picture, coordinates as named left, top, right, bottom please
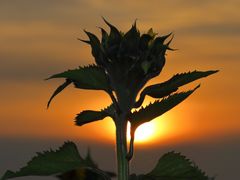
left=0, top=0, right=240, bottom=179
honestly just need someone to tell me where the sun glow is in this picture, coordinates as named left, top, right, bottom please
left=127, top=121, right=156, bottom=143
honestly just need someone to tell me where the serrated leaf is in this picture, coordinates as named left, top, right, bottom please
left=135, top=70, right=219, bottom=108
left=1, top=142, right=103, bottom=180
left=75, top=105, right=115, bottom=126
left=146, top=151, right=211, bottom=180
left=127, top=86, right=200, bottom=161
left=47, top=79, right=72, bottom=108
left=47, top=65, right=110, bottom=91
left=57, top=148, right=115, bottom=180
left=130, top=85, right=200, bottom=133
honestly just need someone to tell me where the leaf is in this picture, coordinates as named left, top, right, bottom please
left=135, top=70, right=219, bottom=108
left=130, top=85, right=200, bottom=133
left=47, top=65, right=110, bottom=91
left=127, top=85, right=199, bottom=161
left=75, top=105, right=115, bottom=126
left=146, top=151, right=211, bottom=180
left=57, top=148, right=115, bottom=180
left=47, top=79, right=72, bottom=108
left=1, top=142, right=114, bottom=180
left=130, top=152, right=213, bottom=180
left=1, top=142, right=106, bottom=180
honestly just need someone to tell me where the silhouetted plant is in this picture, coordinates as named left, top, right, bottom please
left=1, top=18, right=218, bottom=180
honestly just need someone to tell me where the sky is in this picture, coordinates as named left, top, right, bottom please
left=0, top=0, right=240, bottom=179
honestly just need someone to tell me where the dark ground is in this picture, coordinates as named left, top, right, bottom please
left=0, top=136, right=239, bottom=180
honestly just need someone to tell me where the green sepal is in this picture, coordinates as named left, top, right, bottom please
left=47, top=65, right=110, bottom=91
left=1, top=142, right=109, bottom=180
left=135, top=70, right=219, bottom=108
left=75, top=105, right=115, bottom=126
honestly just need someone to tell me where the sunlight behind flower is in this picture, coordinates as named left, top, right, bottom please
left=127, top=117, right=169, bottom=144
left=127, top=122, right=155, bottom=143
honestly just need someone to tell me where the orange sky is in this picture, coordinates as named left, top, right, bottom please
left=0, top=0, right=239, bottom=146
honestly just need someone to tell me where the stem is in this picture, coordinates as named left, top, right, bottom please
left=115, top=118, right=129, bottom=180
left=126, top=135, right=134, bottom=161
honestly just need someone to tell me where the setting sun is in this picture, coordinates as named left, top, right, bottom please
left=127, top=121, right=156, bottom=143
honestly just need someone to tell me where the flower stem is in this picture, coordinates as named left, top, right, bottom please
left=116, top=118, right=129, bottom=180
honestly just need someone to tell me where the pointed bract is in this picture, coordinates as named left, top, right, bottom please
left=84, top=30, right=106, bottom=65
left=139, top=34, right=153, bottom=50
left=102, top=17, right=122, bottom=46
left=77, top=38, right=90, bottom=44
left=154, top=32, right=172, bottom=44
left=47, top=79, right=72, bottom=108
left=99, top=27, right=109, bottom=49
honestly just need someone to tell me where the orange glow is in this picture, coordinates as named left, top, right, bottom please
left=127, top=122, right=155, bottom=143
left=126, top=115, right=170, bottom=144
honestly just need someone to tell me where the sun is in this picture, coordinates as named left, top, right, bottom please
left=127, top=121, right=156, bottom=143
